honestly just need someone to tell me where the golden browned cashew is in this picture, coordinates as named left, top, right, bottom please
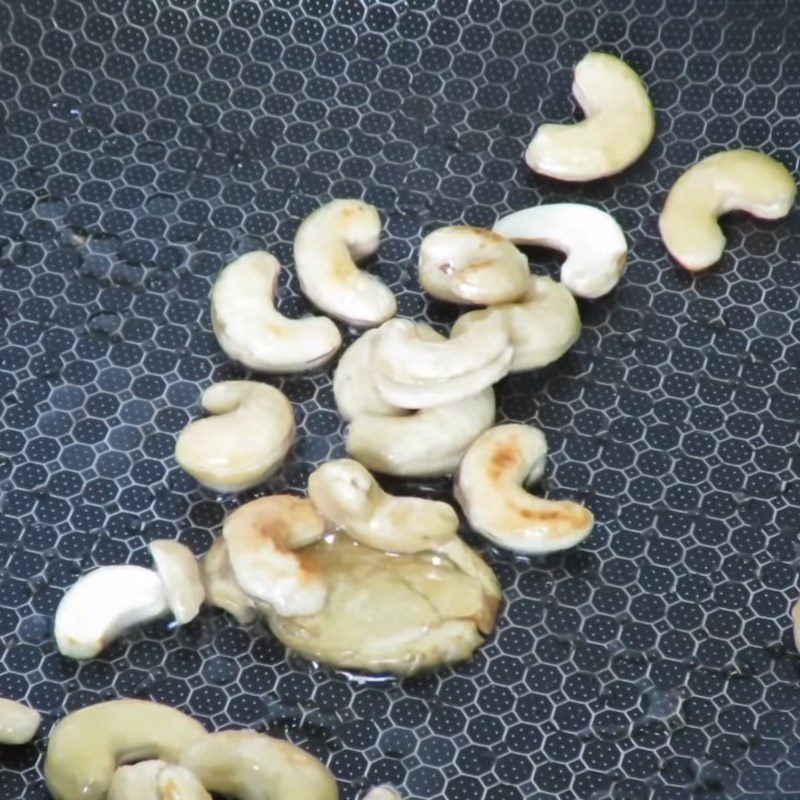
left=174, top=381, right=295, bottom=492
left=452, top=276, right=580, bottom=372
left=418, top=226, right=529, bottom=305
left=108, top=760, right=211, bottom=800
left=211, top=251, right=341, bottom=372
left=223, top=495, right=327, bottom=617
left=201, top=538, right=256, bottom=624
left=455, top=424, right=594, bottom=554
left=526, top=52, right=654, bottom=181
left=0, top=698, right=40, bottom=744
left=44, top=700, right=207, bottom=800
left=180, top=731, right=338, bottom=800
left=294, top=199, right=396, bottom=327
left=659, top=149, right=796, bottom=272
left=148, top=540, right=205, bottom=625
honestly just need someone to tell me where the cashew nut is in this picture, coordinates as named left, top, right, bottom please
left=371, top=317, right=512, bottom=408
left=201, top=538, right=256, bottom=624
left=54, top=565, right=168, bottom=660
left=148, top=540, right=205, bottom=625
left=451, top=276, right=580, bottom=372
left=493, top=204, right=627, bottom=298
left=526, top=52, right=655, bottom=181
left=44, top=700, right=207, bottom=800
left=363, top=788, right=402, bottom=800
left=108, top=760, right=211, bottom=800
left=211, top=251, right=341, bottom=372
left=0, top=698, right=40, bottom=744
left=294, top=198, right=396, bottom=327
left=659, top=149, right=796, bottom=272
left=175, top=381, right=295, bottom=493
left=455, top=424, right=594, bottom=554
left=223, top=495, right=327, bottom=617
left=792, top=599, right=800, bottom=653
left=418, top=226, right=529, bottom=305
left=347, top=387, right=495, bottom=478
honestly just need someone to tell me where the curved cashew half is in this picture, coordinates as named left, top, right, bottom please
left=0, top=698, right=40, bottom=744
left=175, top=381, right=295, bottom=493
left=418, top=226, right=529, bottom=305
left=455, top=424, right=594, bottom=554
left=294, top=199, right=396, bottom=327
left=211, top=251, right=341, bottom=372
left=493, top=204, right=627, bottom=298
left=44, top=700, right=207, bottom=800
left=347, top=387, right=495, bottom=478
left=452, top=276, right=580, bottom=372
left=526, top=52, right=655, bottom=181
left=108, top=760, right=211, bottom=800
left=201, top=539, right=256, bottom=624
left=659, top=149, right=796, bottom=272
left=180, top=731, right=338, bottom=800
left=54, top=565, right=168, bottom=660
left=223, top=495, right=327, bottom=617
left=148, top=540, right=205, bottom=625
left=371, top=317, right=512, bottom=408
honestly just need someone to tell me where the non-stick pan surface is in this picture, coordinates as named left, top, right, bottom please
left=1, top=1, right=799, bottom=798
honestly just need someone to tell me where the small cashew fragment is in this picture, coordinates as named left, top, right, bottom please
left=223, top=495, right=327, bottom=617
left=792, top=599, right=800, bottom=653
left=44, top=700, right=207, bottom=800
left=493, top=204, right=627, bottom=298
left=0, top=698, right=40, bottom=744
left=175, top=381, right=295, bottom=493
left=148, top=540, right=205, bottom=625
left=180, top=731, right=338, bottom=800
left=455, top=424, right=594, bottom=554
left=659, top=149, right=796, bottom=272
left=526, top=52, right=655, bottom=181
left=347, top=387, right=495, bottom=478
left=201, top=538, right=256, bottom=624
left=108, top=760, right=211, bottom=800
left=371, top=317, right=512, bottom=408
left=54, top=565, right=168, bottom=660
left=294, top=198, right=396, bottom=327
left=452, top=276, right=580, bottom=372
left=363, top=787, right=402, bottom=800
left=211, top=251, right=341, bottom=372
left=418, top=226, right=529, bottom=305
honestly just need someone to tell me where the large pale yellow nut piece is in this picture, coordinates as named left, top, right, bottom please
left=148, top=540, right=205, bottom=625
left=201, top=538, right=256, bottom=624
left=211, top=251, right=341, bottom=372
left=107, top=760, right=211, bottom=800
left=659, top=149, right=796, bottom=272
left=526, top=52, right=655, bottom=181
left=44, top=699, right=207, bottom=800
left=175, top=381, right=295, bottom=493
left=294, top=199, right=396, bottom=327
left=179, top=730, right=338, bottom=800
left=418, top=226, right=529, bottom=306
left=455, top=424, right=594, bottom=555
left=0, top=698, right=40, bottom=744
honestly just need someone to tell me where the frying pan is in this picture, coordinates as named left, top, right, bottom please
left=1, top=1, right=798, bottom=798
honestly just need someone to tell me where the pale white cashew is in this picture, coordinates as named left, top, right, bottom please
left=347, top=386, right=495, bottom=477
left=180, top=731, right=338, bottom=800
left=363, top=787, right=402, bottom=800
left=148, top=540, right=205, bottom=625
left=294, top=198, right=396, bottom=327
left=0, top=698, right=40, bottom=744
left=175, top=381, right=295, bottom=492
left=455, top=424, right=594, bottom=554
left=452, top=276, right=580, bottom=372
left=54, top=565, right=168, bottom=660
left=792, top=599, right=800, bottom=653
left=108, top=760, right=211, bottom=800
left=526, top=52, right=654, bottom=181
left=44, top=699, right=207, bottom=800
left=211, top=251, right=341, bottom=372
left=223, top=495, right=327, bottom=617
left=371, top=317, right=512, bottom=408
left=418, top=226, right=529, bottom=305
left=659, top=149, right=796, bottom=272
left=201, top=539, right=256, bottom=624
left=493, top=204, right=627, bottom=298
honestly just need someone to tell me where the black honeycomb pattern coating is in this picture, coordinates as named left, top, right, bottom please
left=1, top=1, right=799, bottom=798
